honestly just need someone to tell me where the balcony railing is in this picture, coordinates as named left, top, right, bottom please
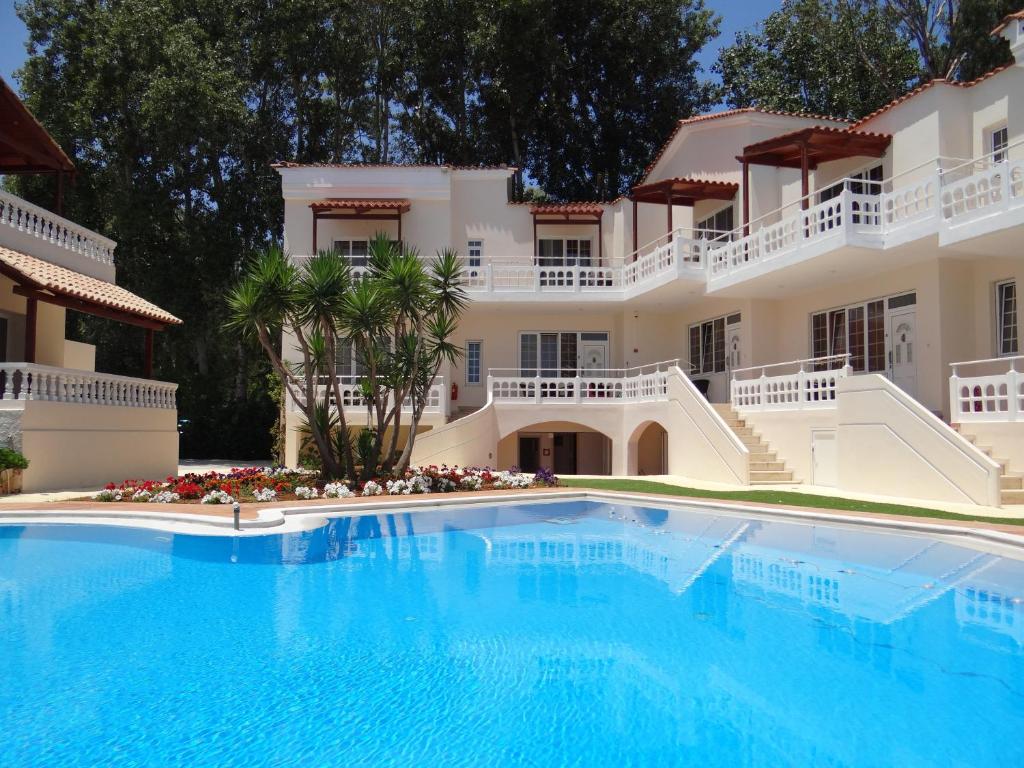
left=731, top=354, right=851, bottom=411
left=0, top=189, right=116, bottom=267
left=286, top=375, right=448, bottom=416
left=949, top=356, right=1024, bottom=423
left=488, top=360, right=678, bottom=403
left=708, top=145, right=1024, bottom=287
left=0, top=364, right=177, bottom=409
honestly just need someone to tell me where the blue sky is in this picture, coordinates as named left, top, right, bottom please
left=1, top=0, right=779, bottom=92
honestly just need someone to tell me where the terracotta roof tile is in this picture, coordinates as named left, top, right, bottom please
left=0, top=246, right=181, bottom=326
left=992, top=9, right=1024, bottom=34
left=528, top=202, right=606, bottom=215
left=852, top=64, right=1014, bottom=129
left=309, top=198, right=410, bottom=211
left=273, top=161, right=516, bottom=172
left=641, top=107, right=851, bottom=181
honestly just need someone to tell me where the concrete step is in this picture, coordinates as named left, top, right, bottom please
left=724, top=418, right=746, bottom=428
left=732, top=425, right=755, bottom=437
left=750, top=460, right=787, bottom=472
left=739, top=434, right=765, bottom=447
left=1001, top=475, right=1023, bottom=491
left=749, top=470, right=795, bottom=482
left=747, top=449, right=777, bottom=462
left=1001, top=489, right=1024, bottom=505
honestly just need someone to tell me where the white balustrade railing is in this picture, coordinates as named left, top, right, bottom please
left=286, top=375, right=447, bottom=416
left=949, top=356, right=1024, bottom=423
left=0, top=189, right=116, bottom=266
left=731, top=355, right=851, bottom=411
left=488, top=360, right=677, bottom=403
left=0, top=364, right=176, bottom=409
left=940, top=157, right=1024, bottom=223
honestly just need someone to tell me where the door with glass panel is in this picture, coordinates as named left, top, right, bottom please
left=519, top=331, right=608, bottom=377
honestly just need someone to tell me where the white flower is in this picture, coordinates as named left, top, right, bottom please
left=409, top=475, right=431, bottom=494
left=148, top=490, right=180, bottom=504
left=94, top=488, right=122, bottom=502
left=493, top=471, right=531, bottom=490
left=435, top=477, right=457, bottom=492
left=386, top=479, right=410, bottom=495
left=201, top=490, right=235, bottom=505
left=253, top=487, right=277, bottom=503
left=460, top=474, right=483, bottom=491
left=295, top=486, right=319, bottom=500
left=361, top=480, right=383, bottom=497
left=323, top=482, right=352, bottom=498
left=131, top=488, right=152, bottom=502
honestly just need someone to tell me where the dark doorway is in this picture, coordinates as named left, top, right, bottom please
left=518, top=436, right=540, bottom=473
left=553, top=433, right=577, bottom=475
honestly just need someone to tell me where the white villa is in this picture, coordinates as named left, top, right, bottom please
left=0, top=78, right=180, bottom=491
left=276, top=15, right=1024, bottom=508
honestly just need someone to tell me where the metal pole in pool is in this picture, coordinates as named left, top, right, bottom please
left=233, top=501, right=241, bottom=531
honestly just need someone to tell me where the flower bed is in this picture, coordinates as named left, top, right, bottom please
left=93, top=465, right=558, bottom=504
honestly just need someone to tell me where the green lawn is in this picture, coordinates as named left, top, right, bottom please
left=558, top=477, right=1024, bottom=527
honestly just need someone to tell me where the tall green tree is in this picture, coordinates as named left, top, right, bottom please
left=716, top=0, right=921, bottom=119
left=887, top=0, right=1016, bottom=81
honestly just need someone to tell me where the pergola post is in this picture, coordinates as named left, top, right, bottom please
left=665, top=189, right=673, bottom=237
left=398, top=210, right=403, bottom=244
left=631, top=198, right=638, bottom=258
left=598, top=215, right=603, bottom=264
left=312, top=213, right=318, bottom=254
left=144, top=328, right=154, bottom=379
left=800, top=141, right=810, bottom=210
left=742, top=160, right=750, bottom=236
left=24, top=297, right=37, bottom=364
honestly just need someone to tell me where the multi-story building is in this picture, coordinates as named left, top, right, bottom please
left=0, top=78, right=180, bottom=491
left=276, top=14, right=1024, bottom=508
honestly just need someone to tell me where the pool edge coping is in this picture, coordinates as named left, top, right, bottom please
left=1, top=489, right=1023, bottom=555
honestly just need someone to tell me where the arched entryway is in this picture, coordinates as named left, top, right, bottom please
left=497, top=421, right=613, bottom=475
left=628, top=421, right=668, bottom=476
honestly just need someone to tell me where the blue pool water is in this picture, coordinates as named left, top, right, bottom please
left=1, top=500, right=1022, bottom=767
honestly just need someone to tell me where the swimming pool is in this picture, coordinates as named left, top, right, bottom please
left=1, top=499, right=1022, bottom=767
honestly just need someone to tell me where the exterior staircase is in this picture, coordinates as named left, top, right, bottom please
left=712, top=404, right=797, bottom=485
left=952, top=425, right=1024, bottom=506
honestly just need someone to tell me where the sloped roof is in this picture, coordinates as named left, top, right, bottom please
left=641, top=107, right=851, bottom=181
left=0, top=246, right=181, bottom=326
left=0, top=76, right=75, bottom=175
left=273, top=161, right=515, bottom=172
left=630, top=177, right=738, bottom=206
left=992, top=9, right=1024, bottom=34
left=739, top=126, right=892, bottom=168
left=852, top=64, right=1014, bottom=129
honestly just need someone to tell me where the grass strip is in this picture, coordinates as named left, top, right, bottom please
left=558, top=477, right=1024, bottom=527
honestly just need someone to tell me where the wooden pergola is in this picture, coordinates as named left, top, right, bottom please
left=0, top=76, right=76, bottom=215
left=0, top=248, right=182, bottom=378
left=736, top=127, right=892, bottom=230
left=529, top=203, right=606, bottom=262
left=309, top=199, right=412, bottom=253
left=628, top=177, right=739, bottom=252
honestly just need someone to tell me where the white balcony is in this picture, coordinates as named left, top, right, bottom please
left=0, top=189, right=116, bottom=282
left=706, top=147, right=1024, bottom=293
left=488, top=360, right=677, bottom=403
left=731, top=355, right=851, bottom=411
left=286, top=375, right=450, bottom=419
left=0, top=363, right=177, bottom=409
left=950, top=356, right=1024, bottom=423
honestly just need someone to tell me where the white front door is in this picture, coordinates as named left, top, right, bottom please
left=811, top=430, right=838, bottom=487
left=581, top=341, right=608, bottom=376
left=887, top=308, right=917, bottom=397
left=726, top=321, right=743, bottom=375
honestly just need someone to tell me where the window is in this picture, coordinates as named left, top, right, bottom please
left=334, top=339, right=366, bottom=378
left=818, top=164, right=883, bottom=202
left=990, top=125, right=1009, bottom=164
left=466, top=341, right=482, bottom=384
left=696, top=206, right=734, bottom=242
left=688, top=313, right=739, bottom=374
left=537, top=238, right=591, bottom=267
left=519, top=331, right=607, bottom=377
left=332, top=239, right=369, bottom=268
left=997, top=280, right=1018, bottom=356
left=467, top=240, right=483, bottom=267
left=810, top=293, right=914, bottom=371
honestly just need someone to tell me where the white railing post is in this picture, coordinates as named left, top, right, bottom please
left=485, top=263, right=493, bottom=292
left=1009, top=359, right=1020, bottom=421
left=574, top=374, right=582, bottom=403
left=534, top=375, right=542, bottom=404
left=949, top=364, right=961, bottom=422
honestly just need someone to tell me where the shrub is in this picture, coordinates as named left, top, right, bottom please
left=0, top=448, right=29, bottom=471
